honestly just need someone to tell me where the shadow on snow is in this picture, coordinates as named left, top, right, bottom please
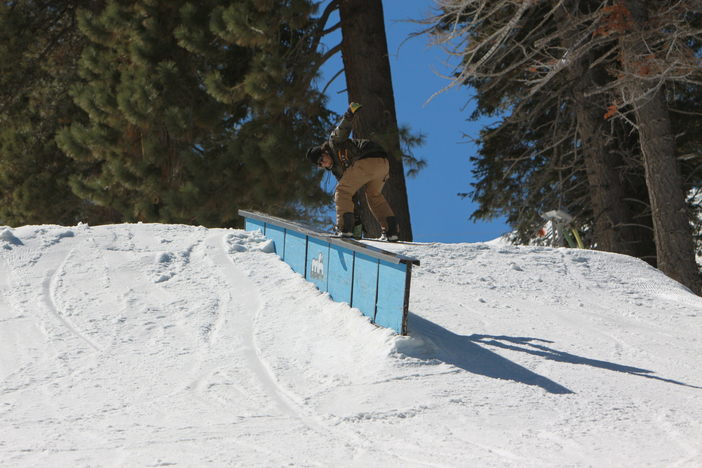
left=402, top=313, right=701, bottom=394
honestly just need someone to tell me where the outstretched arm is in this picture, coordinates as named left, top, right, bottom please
left=330, top=102, right=362, bottom=144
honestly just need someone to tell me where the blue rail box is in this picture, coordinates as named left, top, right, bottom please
left=238, top=210, right=419, bottom=335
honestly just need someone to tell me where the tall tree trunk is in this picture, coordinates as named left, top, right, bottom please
left=574, top=95, right=635, bottom=254
left=572, top=61, right=654, bottom=259
left=338, top=0, right=413, bottom=241
left=558, top=3, right=652, bottom=259
left=619, top=0, right=700, bottom=293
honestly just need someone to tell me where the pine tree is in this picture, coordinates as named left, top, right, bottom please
left=614, top=0, right=700, bottom=291
left=0, top=1, right=115, bottom=225
left=429, top=0, right=701, bottom=292
left=439, top=1, right=653, bottom=258
left=56, top=0, right=333, bottom=226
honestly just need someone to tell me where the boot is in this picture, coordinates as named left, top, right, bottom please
left=385, top=216, right=399, bottom=242
left=353, top=222, right=363, bottom=240
left=353, top=212, right=363, bottom=239
left=336, top=212, right=355, bottom=237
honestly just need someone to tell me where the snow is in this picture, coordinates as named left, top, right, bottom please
left=1, top=223, right=701, bottom=467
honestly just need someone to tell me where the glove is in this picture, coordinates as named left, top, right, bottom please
left=347, top=102, right=362, bottom=115
left=343, top=102, right=362, bottom=120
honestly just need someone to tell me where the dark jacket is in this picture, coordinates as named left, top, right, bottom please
left=325, top=113, right=387, bottom=180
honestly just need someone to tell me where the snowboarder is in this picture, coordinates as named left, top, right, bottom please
left=306, top=103, right=399, bottom=241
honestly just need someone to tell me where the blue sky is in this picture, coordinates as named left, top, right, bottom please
left=316, top=0, right=510, bottom=243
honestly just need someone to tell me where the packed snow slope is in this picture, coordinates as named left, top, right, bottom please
left=1, top=223, right=701, bottom=467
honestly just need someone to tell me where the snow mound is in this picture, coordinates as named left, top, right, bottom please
left=0, top=228, right=23, bottom=248
left=1, top=223, right=701, bottom=467
left=226, top=230, right=275, bottom=254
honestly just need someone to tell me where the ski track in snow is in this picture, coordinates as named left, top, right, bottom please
left=43, top=251, right=102, bottom=353
left=0, top=224, right=701, bottom=467
left=217, top=232, right=435, bottom=466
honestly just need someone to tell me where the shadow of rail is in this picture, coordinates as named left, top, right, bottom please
left=400, top=313, right=702, bottom=394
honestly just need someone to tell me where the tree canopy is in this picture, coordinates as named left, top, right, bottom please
left=428, top=0, right=702, bottom=291
left=1, top=0, right=336, bottom=227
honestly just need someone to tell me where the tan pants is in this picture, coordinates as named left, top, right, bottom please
left=335, top=157, right=394, bottom=230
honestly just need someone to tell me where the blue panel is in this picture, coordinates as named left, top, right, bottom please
left=265, top=224, right=286, bottom=258
left=328, top=244, right=354, bottom=304
left=306, top=237, right=330, bottom=292
left=240, top=211, right=416, bottom=335
left=284, top=230, right=307, bottom=276
left=375, top=261, right=408, bottom=334
left=352, top=253, right=379, bottom=322
left=245, top=218, right=265, bottom=233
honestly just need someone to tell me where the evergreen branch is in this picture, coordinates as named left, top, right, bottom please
left=322, top=67, right=344, bottom=95
left=309, top=0, right=340, bottom=54
left=322, top=21, right=341, bottom=36
left=319, top=42, right=341, bottom=66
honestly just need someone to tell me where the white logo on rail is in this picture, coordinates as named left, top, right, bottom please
left=311, top=252, right=325, bottom=280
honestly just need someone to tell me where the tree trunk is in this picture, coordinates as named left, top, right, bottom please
left=575, top=99, right=633, bottom=253
left=338, top=0, right=413, bottom=241
left=571, top=60, right=654, bottom=259
left=557, top=2, right=653, bottom=259
left=619, top=0, right=700, bottom=293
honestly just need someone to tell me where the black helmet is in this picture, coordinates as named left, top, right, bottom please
left=306, top=145, right=323, bottom=165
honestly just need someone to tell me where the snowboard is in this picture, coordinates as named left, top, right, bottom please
left=324, top=233, right=406, bottom=244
